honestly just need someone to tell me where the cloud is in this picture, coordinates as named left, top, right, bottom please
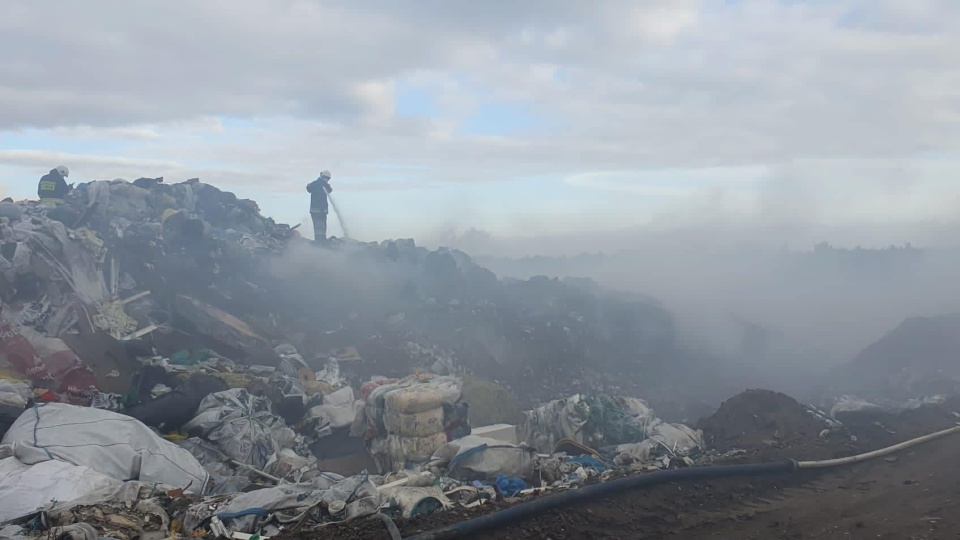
left=3, top=1, right=960, bottom=240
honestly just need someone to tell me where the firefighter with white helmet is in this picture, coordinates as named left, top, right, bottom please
left=306, top=170, right=333, bottom=242
left=38, top=165, right=72, bottom=203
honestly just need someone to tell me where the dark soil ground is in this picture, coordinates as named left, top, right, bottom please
left=293, top=391, right=960, bottom=540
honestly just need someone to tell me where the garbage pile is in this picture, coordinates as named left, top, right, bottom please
left=0, top=387, right=708, bottom=538
left=0, top=177, right=718, bottom=538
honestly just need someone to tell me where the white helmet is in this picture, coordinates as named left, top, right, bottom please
left=319, top=170, right=331, bottom=181
left=55, top=165, right=69, bottom=178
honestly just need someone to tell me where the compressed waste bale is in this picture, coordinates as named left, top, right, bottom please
left=383, top=376, right=462, bottom=414
left=442, top=400, right=471, bottom=440
left=384, top=406, right=445, bottom=437
left=359, top=377, right=397, bottom=401
left=381, top=432, right=449, bottom=464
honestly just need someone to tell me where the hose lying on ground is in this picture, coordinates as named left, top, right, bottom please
left=796, top=425, right=960, bottom=469
left=375, top=513, right=402, bottom=540
left=405, top=424, right=960, bottom=540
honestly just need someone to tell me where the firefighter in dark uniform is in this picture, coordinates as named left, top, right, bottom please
left=37, top=166, right=72, bottom=203
left=306, top=170, right=332, bottom=242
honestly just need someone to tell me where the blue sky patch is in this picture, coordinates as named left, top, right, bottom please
left=394, top=83, right=441, bottom=118
left=460, top=101, right=544, bottom=136
left=0, top=130, right=129, bottom=154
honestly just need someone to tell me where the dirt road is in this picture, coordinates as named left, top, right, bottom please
left=465, top=434, right=960, bottom=540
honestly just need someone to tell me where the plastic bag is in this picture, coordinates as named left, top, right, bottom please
left=0, top=457, right=121, bottom=521
left=2, top=403, right=208, bottom=491
left=303, top=387, right=358, bottom=430
left=184, top=388, right=299, bottom=469
left=432, top=435, right=537, bottom=481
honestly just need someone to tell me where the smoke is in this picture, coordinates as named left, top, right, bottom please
left=264, top=166, right=960, bottom=402
left=424, top=174, right=960, bottom=400
left=268, top=242, right=407, bottom=328
left=326, top=191, right=351, bottom=239
left=470, top=237, right=960, bottom=399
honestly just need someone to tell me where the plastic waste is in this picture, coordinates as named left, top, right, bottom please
left=432, top=435, right=537, bottom=482
left=0, top=456, right=121, bottom=521
left=1, top=403, right=209, bottom=491
left=184, top=388, right=299, bottom=469
left=380, top=485, right=452, bottom=518
left=182, top=474, right=379, bottom=533
left=303, top=386, right=358, bottom=431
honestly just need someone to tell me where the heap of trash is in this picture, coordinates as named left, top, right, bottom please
left=0, top=177, right=714, bottom=539
left=1, top=383, right=709, bottom=539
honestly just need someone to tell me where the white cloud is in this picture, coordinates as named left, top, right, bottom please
left=2, top=0, right=960, bottom=242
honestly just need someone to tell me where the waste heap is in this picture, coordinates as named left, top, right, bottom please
left=0, top=176, right=715, bottom=539
left=519, top=393, right=705, bottom=471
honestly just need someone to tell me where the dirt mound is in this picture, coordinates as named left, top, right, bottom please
left=698, top=389, right=832, bottom=459
left=831, top=314, right=960, bottom=401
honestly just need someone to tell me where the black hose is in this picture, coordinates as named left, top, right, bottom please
left=375, top=513, right=402, bottom=540
left=405, top=460, right=797, bottom=540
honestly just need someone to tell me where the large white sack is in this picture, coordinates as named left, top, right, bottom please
left=383, top=407, right=445, bottom=437
left=647, top=421, right=704, bottom=455
left=618, top=397, right=656, bottom=424
left=0, top=456, right=121, bottom=521
left=184, top=388, right=299, bottom=469
left=517, top=395, right=587, bottom=452
left=303, top=387, right=358, bottom=430
left=430, top=435, right=536, bottom=481
left=2, top=403, right=209, bottom=492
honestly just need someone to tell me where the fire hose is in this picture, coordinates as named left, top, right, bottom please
left=404, top=425, right=960, bottom=540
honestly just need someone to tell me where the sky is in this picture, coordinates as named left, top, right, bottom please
left=2, top=0, right=960, bottom=252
